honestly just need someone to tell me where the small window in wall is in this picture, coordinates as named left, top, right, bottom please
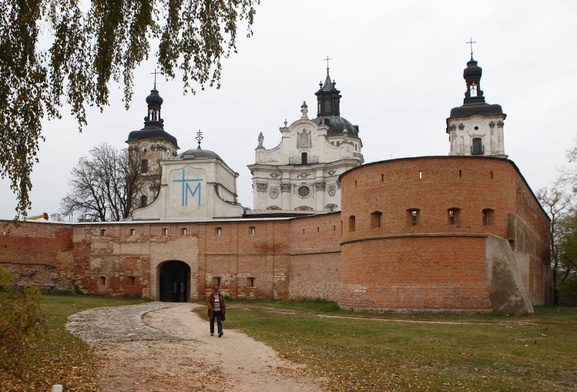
left=371, top=211, right=382, bottom=228
left=348, top=215, right=356, bottom=232
left=482, top=209, right=495, bottom=226
left=181, top=228, right=187, bottom=235
left=249, top=226, right=256, bottom=235
left=448, top=208, right=461, bottom=225
left=419, top=171, right=423, bottom=179
left=248, top=277, right=255, bottom=288
left=472, top=138, right=484, bottom=155
left=215, top=227, right=222, bottom=236
left=408, top=209, right=420, bottom=226
left=99, top=276, right=106, bottom=286
left=129, top=276, right=136, bottom=286
left=141, top=159, right=149, bottom=174
left=129, top=228, right=136, bottom=236
left=301, top=152, right=308, bottom=164
left=100, top=228, right=106, bottom=236
left=140, top=195, right=148, bottom=207
left=162, top=228, right=169, bottom=236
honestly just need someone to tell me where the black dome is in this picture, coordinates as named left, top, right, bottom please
left=464, top=58, right=482, bottom=79
left=146, top=89, right=163, bottom=105
left=312, top=115, right=360, bottom=139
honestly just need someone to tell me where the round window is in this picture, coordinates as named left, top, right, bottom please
left=298, top=186, right=310, bottom=198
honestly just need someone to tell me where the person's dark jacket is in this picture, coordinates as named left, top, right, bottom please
left=207, top=291, right=226, bottom=318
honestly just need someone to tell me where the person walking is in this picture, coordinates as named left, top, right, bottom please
left=207, top=285, right=226, bottom=337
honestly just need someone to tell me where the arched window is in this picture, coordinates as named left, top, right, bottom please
left=140, top=195, right=148, bottom=207
left=348, top=215, right=356, bottom=232
left=472, top=138, right=484, bottom=155
left=141, top=159, right=149, bottom=173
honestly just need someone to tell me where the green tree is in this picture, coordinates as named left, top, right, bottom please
left=0, top=0, right=259, bottom=219
left=0, top=268, right=46, bottom=377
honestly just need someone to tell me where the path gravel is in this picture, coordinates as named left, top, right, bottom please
left=66, top=302, right=324, bottom=391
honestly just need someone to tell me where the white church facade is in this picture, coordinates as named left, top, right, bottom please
left=248, top=68, right=364, bottom=212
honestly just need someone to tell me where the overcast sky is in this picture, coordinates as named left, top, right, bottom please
left=1, top=0, right=576, bottom=220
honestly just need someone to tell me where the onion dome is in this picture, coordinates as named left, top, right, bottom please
left=312, top=69, right=360, bottom=139
left=448, top=56, right=505, bottom=119
left=127, top=86, right=179, bottom=148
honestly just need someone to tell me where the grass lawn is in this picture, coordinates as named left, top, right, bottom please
left=0, top=294, right=146, bottom=392
left=2, top=295, right=576, bottom=391
left=215, top=300, right=577, bottom=391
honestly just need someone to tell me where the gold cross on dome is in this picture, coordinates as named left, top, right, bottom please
left=466, top=37, right=477, bottom=57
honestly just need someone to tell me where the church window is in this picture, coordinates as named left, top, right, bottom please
left=301, top=152, right=308, bottom=164
left=448, top=208, right=461, bottom=225
left=408, top=209, right=420, bottom=226
left=348, top=215, right=356, bottom=232
left=140, top=195, right=148, bottom=207
left=141, top=159, right=148, bottom=173
left=298, top=185, right=310, bottom=198
left=371, top=211, right=382, bottom=228
left=248, top=277, right=255, bottom=287
left=472, top=138, right=484, bottom=155
left=470, top=82, right=478, bottom=96
left=482, top=209, right=495, bottom=226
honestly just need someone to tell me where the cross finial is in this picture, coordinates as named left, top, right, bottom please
left=466, top=37, right=477, bottom=58
left=196, top=129, right=203, bottom=148
left=324, top=55, right=332, bottom=74
left=152, top=69, right=160, bottom=89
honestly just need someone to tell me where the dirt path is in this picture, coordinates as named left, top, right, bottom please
left=66, top=302, right=323, bottom=392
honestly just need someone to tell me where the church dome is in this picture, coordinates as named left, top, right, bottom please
left=463, top=58, right=482, bottom=79
left=312, top=115, right=360, bottom=139
left=146, top=89, right=163, bottom=106
left=176, top=147, right=222, bottom=161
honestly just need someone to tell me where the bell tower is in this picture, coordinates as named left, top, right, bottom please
left=446, top=41, right=507, bottom=158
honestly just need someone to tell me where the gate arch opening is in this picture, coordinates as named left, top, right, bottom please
left=158, top=260, right=190, bottom=302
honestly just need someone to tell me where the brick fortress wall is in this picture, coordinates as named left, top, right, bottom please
left=0, top=156, right=550, bottom=313
left=338, top=156, right=551, bottom=312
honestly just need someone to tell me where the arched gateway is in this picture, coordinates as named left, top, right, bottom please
left=158, top=260, right=190, bottom=302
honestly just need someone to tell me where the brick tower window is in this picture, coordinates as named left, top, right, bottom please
left=407, top=209, right=420, bottom=226
left=348, top=215, right=356, bottom=232
left=448, top=208, right=461, bottom=225
left=482, top=209, right=495, bottom=225
left=371, top=211, right=382, bottom=228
